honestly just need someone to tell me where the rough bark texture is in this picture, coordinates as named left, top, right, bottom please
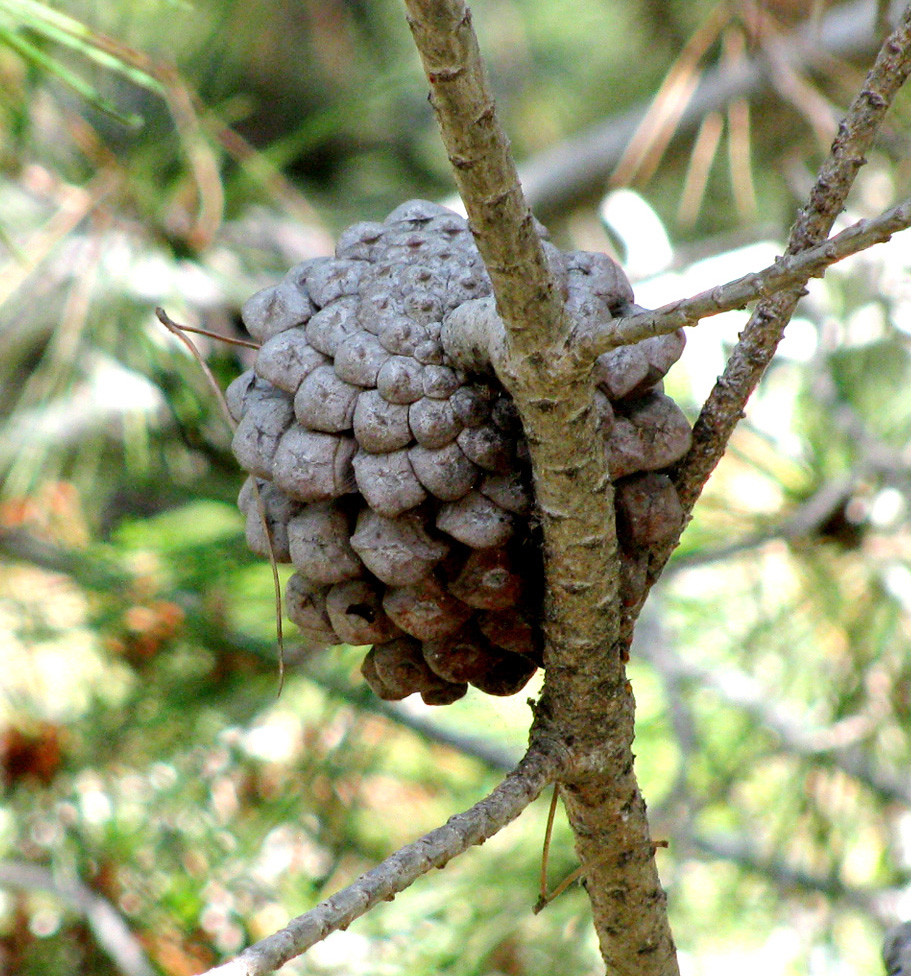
left=404, top=1, right=679, bottom=973
left=201, top=749, right=558, bottom=976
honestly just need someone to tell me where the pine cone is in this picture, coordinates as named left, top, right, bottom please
left=232, top=200, right=691, bottom=704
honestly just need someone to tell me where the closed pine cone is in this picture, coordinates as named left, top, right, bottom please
left=230, top=201, right=691, bottom=704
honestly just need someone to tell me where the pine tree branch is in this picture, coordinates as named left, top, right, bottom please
left=402, top=0, right=565, bottom=355
left=582, top=197, right=911, bottom=353
left=402, top=0, right=622, bottom=718
left=403, top=4, right=679, bottom=975
left=673, top=4, right=911, bottom=518
left=197, top=748, right=558, bottom=976
left=447, top=196, right=911, bottom=361
left=620, top=4, right=911, bottom=642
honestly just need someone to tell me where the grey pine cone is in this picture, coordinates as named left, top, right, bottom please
left=232, top=200, right=691, bottom=705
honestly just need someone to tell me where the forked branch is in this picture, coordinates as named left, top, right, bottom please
left=624, top=3, right=911, bottom=643
left=672, top=4, right=911, bottom=519
left=443, top=196, right=911, bottom=368
left=405, top=4, right=678, bottom=976
left=198, top=5, right=911, bottom=976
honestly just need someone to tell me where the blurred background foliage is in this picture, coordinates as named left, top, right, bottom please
left=0, top=0, right=910, bottom=974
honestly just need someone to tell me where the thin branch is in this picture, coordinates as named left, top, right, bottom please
left=676, top=4, right=911, bottom=515
left=198, top=747, right=559, bottom=976
left=613, top=5, right=911, bottom=645
left=156, top=306, right=286, bottom=690
left=446, top=197, right=911, bottom=364
left=538, top=784, right=560, bottom=903
left=581, top=197, right=911, bottom=355
left=156, top=307, right=237, bottom=432
left=173, top=323, right=260, bottom=349
left=0, top=861, right=155, bottom=976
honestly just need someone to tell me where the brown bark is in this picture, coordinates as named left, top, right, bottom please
left=403, top=1, right=679, bottom=973
left=197, top=4, right=911, bottom=974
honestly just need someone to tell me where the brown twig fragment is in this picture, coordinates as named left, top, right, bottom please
left=538, top=784, right=560, bottom=904
left=534, top=839, right=670, bottom=914
left=156, top=307, right=286, bottom=691
left=198, top=748, right=558, bottom=976
left=173, top=322, right=260, bottom=349
left=156, top=308, right=237, bottom=431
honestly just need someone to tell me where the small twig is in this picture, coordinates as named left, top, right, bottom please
left=448, top=197, right=911, bottom=368
left=155, top=306, right=286, bottom=692
left=534, top=861, right=587, bottom=914
left=199, top=747, right=559, bottom=976
left=538, top=784, right=560, bottom=903
left=256, top=489, right=286, bottom=696
left=534, top=840, right=669, bottom=914
left=174, top=322, right=260, bottom=349
left=155, top=308, right=237, bottom=431
left=580, top=196, right=911, bottom=356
